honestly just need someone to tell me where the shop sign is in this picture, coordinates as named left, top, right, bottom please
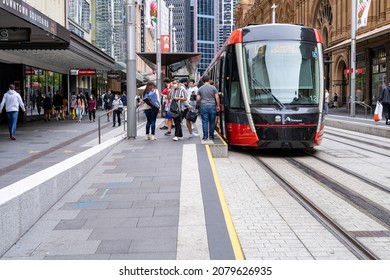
left=108, top=71, right=121, bottom=79
left=0, top=28, right=30, bottom=42
left=344, top=68, right=354, bottom=75
left=69, top=69, right=96, bottom=75
left=78, top=69, right=96, bottom=75
left=25, top=69, right=35, bottom=75
left=0, top=0, right=57, bottom=35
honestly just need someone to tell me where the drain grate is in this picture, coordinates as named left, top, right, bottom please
left=350, top=231, right=390, bottom=238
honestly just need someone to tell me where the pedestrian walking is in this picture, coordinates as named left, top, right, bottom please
left=0, top=84, right=26, bottom=140
left=160, top=78, right=173, bottom=134
left=185, top=78, right=199, bottom=138
left=171, top=78, right=190, bottom=141
left=379, top=82, right=390, bottom=125
left=52, top=90, right=63, bottom=121
left=87, top=94, right=97, bottom=122
left=324, top=89, right=330, bottom=115
left=197, top=75, right=220, bottom=140
left=42, top=93, right=52, bottom=122
left=142, top=81, right=160, bottom=140
left=73, top=93, right=85, bottom=123
left=70, top=92, right=77, bottom=119
left=61, top=96, right=68, bottom=120
left=103, top=89, right=113, bottom=121
left=112, top=94, right=123, bottom=127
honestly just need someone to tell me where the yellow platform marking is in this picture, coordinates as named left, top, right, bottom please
left=27, top=150, right=41, bottom=154
left=63, top=150, right=74, bottom=154
left=205, top=145, right=245, bottom=260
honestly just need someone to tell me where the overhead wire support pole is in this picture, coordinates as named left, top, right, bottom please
left=350, top=0, right=357, bottom=117
left=126, top=0, right=137, bottom=138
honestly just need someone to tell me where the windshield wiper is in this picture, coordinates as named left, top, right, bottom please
left=252, top=77, right=285, bottom=109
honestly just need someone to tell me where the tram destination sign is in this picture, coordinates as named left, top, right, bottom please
left=0, top=28, right=30, bottom=42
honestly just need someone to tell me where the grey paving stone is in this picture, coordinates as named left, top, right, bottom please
left=76, top=208, right=154, bottom=219
left=88, top=227, right=178, bottom=241
left=82, top=217, right=139, bottom=229
left=33, top=240, right=101, bottom=256
left=96, top=240, right=132, bottom=254
left=137, top=216, right=178, bottom=228
left=107, top=201, right=134, bottom=209
left=54, top=219, right=87, bottom=230
left=154, top=207, right=180, bottom=217
left=132, top=200, right=180, bottom=208
left=44, top=254, right=111, bottom=260
left=146, top=192, right=180, bottom=201
left=109, top=252, right=176, bottom=260
left=60, top=201, right=110, bottom=210
left=129, top=238, right=177, bottom=253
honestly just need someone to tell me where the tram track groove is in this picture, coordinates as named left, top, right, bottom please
left=286, top=157, right=390, bottom=226
left=303, top=150, right=390, bottom=194
left=253, top=155, right=380, bottom=260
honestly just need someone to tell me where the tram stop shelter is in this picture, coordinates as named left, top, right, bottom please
left=137, top=52, right=201, bottom=81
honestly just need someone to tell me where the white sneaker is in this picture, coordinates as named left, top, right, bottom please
left=191, top=132, right=199, bottom=137
left=172, top=136, right=179, bottom=141
left=151, top=135, right=156, bottom=141
left=145, top=134, right=150, bottom=141
left=178, top=137, right=184, bottom=140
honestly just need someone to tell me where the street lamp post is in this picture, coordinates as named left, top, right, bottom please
left=169, top=4, right=174, bottom=52
left=350, top=0, right=357, bottom=117
left=271, top=3, right=277, bottom=24
left=156, top=0, right=162, bottom=96
left=172, top=26, right=177, bottom=52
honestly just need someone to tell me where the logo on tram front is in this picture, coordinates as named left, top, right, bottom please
left=285, top=117, right=303, bottom=123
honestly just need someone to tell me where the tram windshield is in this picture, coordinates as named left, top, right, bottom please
left=244, top=41, right=321, bottom=106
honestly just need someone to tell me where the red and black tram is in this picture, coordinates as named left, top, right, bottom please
left=205, top=24, right=325, bottom=149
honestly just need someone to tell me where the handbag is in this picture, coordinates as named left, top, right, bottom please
left=144, top=95, right=160, bottom=114
left=168, top=99, right=180, bottom=118
left=374, top=101, right=383, bottom=122
left=186, top=110, right=198, bottom=122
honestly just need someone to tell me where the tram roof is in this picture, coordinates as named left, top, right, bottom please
left=229, top=24, right=321, bottom=45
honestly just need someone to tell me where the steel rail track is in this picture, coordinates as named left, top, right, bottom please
left=254, top=155, right=379, bottom=260
left=303, top=150, right=390, bottom=194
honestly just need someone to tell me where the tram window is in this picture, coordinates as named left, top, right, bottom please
left=244, top=41, right=321, bottom=106
left=230, top=81, right=241, bottom=108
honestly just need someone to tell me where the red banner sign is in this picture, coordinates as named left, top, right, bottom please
left=161, top=35, right=170, bottom=53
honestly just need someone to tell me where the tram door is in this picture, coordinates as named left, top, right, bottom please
left=218, top=53, right=226, bottom=139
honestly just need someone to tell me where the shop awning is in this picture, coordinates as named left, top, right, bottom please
left=137, top=52, right=201, bottom=77
left=0, top=2, right=115, bottom=73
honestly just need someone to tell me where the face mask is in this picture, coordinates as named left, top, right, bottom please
left=172, top=84, right=178, bottom=89
left=115, top=97, right=118, bottom=100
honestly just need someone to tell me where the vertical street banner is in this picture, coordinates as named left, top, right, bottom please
left=357, top=0, right=371, bottom=29
left=161, top=35, right=170, bottom=52
left=145, top=0, right=158, bottom=29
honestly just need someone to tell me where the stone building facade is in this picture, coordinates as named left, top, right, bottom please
left=234, top=0, right=390, bottom=108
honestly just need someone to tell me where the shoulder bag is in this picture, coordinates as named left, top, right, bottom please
left=168, top=99, right=180, bottom=118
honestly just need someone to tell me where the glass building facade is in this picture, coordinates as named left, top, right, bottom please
left=165, top=0, right=192, bottom=52
left=217, top=0, right=237, bottom=50
left=195, top=0, right=216, bottom=75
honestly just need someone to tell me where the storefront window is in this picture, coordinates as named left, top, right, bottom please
left=371, top=48, right=386, bottom=105
left=24, top=66, right=64, bottom=116
left=356, top=53, right=366, bottom=102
